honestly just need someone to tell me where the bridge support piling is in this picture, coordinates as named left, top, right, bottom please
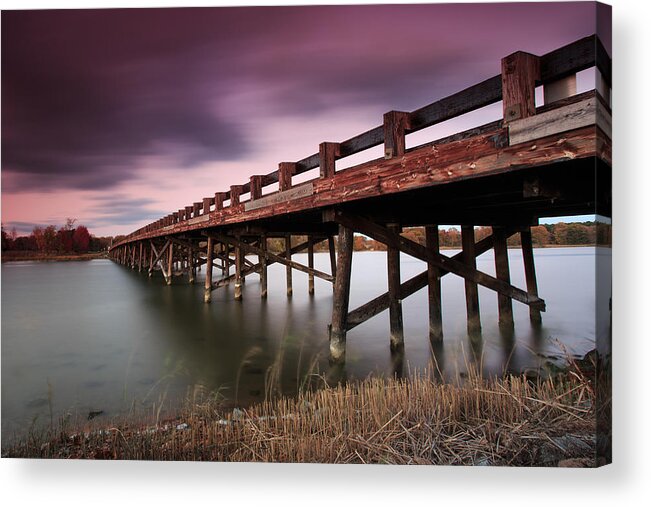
left=166, top=241, right=173, bottom=285
left=426, top=225, right=443, bottom=342
left=520, top=228, right=542, bottom=324
left=285, top=234, right=293, bottom=298
left=493, top=226, right=514, bottom=329
left=148, top=244, right=153, bottom=277
left=260, top=234, right=268, bottom=299
left=188, top=243, right=195, bottom=284
left=461, top=225, right=481, bottom=333
left=329, top=224, right=353, bottom=363
left=204, top=236, right=213, bottom=303
left=138, top=242, right=143, bottom=272
left=234, top=238, right=243, bottom=301
left=328, top=236, right=337, bottom=291
left=308, top=237, right=315, bottom=295
left=387, top=223, right=404, bottom=352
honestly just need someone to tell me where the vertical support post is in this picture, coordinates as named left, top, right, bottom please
left=501, top=51, right=540, bottom=122
left=260, top=234, right=268, bottom=299
left=425, top=225, right=443, bottom=341
left=185, top=206, right=193, bottom=220
left=203, top=197, right=212, bottom=215
left=148, top=243, right=154, bottom=276
left=319, top=142, right=340, bottom=179
left=329, top=224, right=354, bottom=363
left=166, top=241, right=173, bottom=285
left=520, top=228, right=542, bottom=324
left=328, top=236, right=337, bottom=290
left=214, top=192, right=227, bottom=211
left=307, top=237, right=315, bottom=295
left=234, top=238, right=243, bottom=301
left=278, top=162, right=296, bottom=191
left=387, top=223, right=404, bottom=352
left=383, top=110, right=411, bottom=159
left=493, top=226, right=514, bottom=328
left=138, top=242, right=143, bottom=272
left=188, top=243, right=195, bottom=284
left=461, top=225, right=481, bottom=333
left=193, top=202, right=201, bottom=217
left=204, top=237, right=213, bottom=303
left=285, top=234, right=293, bottom=297
left=250, top=175, right=263, bottom=200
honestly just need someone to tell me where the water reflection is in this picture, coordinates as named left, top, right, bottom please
left=2, top=248, right=606, bottom=441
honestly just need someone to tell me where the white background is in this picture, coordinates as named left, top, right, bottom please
left=1, top=0, right=649, bottom=505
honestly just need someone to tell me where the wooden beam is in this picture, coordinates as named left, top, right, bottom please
left=333, top=211, right=545, bottom=310
left=307, top=237, right=315, bottom=295
left=206, top=234, right=334, bottom=283
left=520, top=228, right=542, bottom=324
left=278, top=162, right=296, bottom=191
left=166, top=241, right=173, bottom=285
left=501, top=51, right=540, bottom=122
left=328, top=236, right=337, bottom=288
left=345, top=231, right=506, bottom=331
left=204, top=236, right=213, bottom=303
left=260, top=234, right=268, bottom=299
left=384, top=111, right=411, bottom=159
left=330, top=224, right=354, bottom=363
left=285, top=234, right=293, bottom=297
left=461, top=225, right=481, bottom=333
left=319, top=142, right=340, bottom=179
left=493, top=226, right=514, bottom=328
left=426, top=226, right=443, bottom=341
left=234, top=237, right=243, bottom=301
left=387, top=223, right=404, bottom=351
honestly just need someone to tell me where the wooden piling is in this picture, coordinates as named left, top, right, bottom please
left=204, top=236, right=213, bottom=303
left=148, top=244, right=153, bottom=277
left=260, top=234, right=268, bottom=299
left=188, top=243, right=195, bottom=284
left=461, top=225, right=481, bottom=333
left=520, top=228, right=542, bottom=324
left=387, top=223, right=404, bottom=352
left=425, top=225, right=443, bottom=341
left=493, top=226, right=514, bottom=328
left=138, top=242, right=143, bottom=272
left=307, top=237, right=315, bottom=295
left=328, top=236, right=337, bottom=290
left=285, top=234, right=293, bottom=297
left=166, top=241, right=173, bottom=285
left=234, top=238, right=243, bottom=301
left=329, top=224, right=354, bottom=363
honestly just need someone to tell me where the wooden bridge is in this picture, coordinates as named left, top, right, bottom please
left=109, top=35, right=612, bottom=363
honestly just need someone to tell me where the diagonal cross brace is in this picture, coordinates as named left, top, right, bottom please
left=206, top=232, right=334, bottom=283
left=345, top=230, right=515, bottom=330
left=332, top=211, right=545, bottom=311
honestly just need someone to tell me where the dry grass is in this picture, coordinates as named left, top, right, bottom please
left=3, top=363, right=606, bottom=465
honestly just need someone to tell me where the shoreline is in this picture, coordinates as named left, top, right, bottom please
left=1, top=252, right=107, bottom=263
left=1, top=369, right=607, bottom=465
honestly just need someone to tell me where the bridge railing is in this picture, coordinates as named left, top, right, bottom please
left=114, top=34, right=610, bottom=248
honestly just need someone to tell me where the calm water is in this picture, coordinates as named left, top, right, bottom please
left=1, top=247, right=610, bottom=441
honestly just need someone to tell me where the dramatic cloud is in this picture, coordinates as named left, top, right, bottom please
left=1, top=3, right=607, bottom=235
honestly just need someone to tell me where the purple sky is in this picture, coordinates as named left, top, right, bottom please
left=1, top=2, right=608, bottom=236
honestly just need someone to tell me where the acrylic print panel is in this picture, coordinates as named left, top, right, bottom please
left=1, top=2, right=611, bottom=466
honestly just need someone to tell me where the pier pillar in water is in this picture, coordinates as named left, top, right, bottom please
left=329, top=225, right=353, bottom=363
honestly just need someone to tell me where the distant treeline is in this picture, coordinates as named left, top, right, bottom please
left=1, top=219, right=113, bottom=254
left=288, top=221, right=610, bottom=253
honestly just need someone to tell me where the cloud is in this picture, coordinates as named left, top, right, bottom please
left=2, top=3, right=599, bottom=196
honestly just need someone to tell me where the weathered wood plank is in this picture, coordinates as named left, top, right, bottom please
left=501, top=51, right=540, bottom=122
left=509, top=96, right=610, bottom=145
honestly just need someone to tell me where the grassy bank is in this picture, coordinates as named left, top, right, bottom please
left=3, top=364, right=608, bottom=465
left=1, top=251, right=106, bottom=262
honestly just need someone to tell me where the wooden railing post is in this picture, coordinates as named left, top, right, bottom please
left=383, top=111, right=411, bottom=159
left=202, top=197, right=212, bottom=215
left=215, top=192, right=227, bottom=211
left=230, top=185, right=243, bottom=208
left=250, top=175, right=263, bottom=200
left=501, top=51, right=540, bottom=122
left=184, top=206, right=193, bottom=221
left=278, top=162, right=296, bottom=191
left=319, top=142, right=340, bottom=179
